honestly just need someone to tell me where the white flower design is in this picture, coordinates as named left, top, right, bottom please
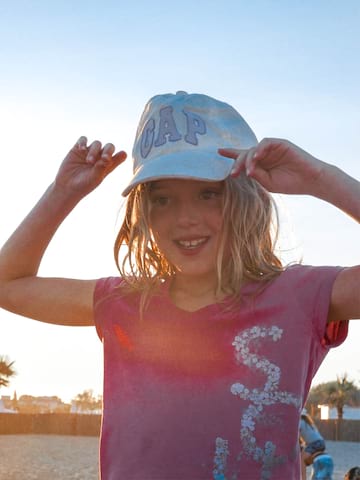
left=216, top=325, right=301, bottom=479
left=213, top=437, right=229, bottom=480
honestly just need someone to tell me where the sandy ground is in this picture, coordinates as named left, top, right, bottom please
left=0, top=435, right=358, bottom=479
left=0, top=435, right=99, bottom=480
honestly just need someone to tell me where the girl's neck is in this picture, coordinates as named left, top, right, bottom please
left=169, top=275, right=224, bottom=312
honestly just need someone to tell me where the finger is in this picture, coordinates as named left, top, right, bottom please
left=86, top=140, right=102, bottom=164
left=100, top=143, right=116, bottom=162
left=105, top=150, right=128, bottom=173
left=232, top=148, right=259, bottom=177
left=76, top=136, right=88, bottom=151
left=113, top=150, right=127, bottom=163
left=218, top=148, right=244, bottom=159
left=98, top=145, right=126, bottom=171
left=93, top=150, right=128, bottom=178
left=69, top=136, right=88, bottom=160
left=218, top=148, right=252, bottom=178
left=245, top=149, right=259, bottom=177
left=230, top=151, right=247, bottom=177
left=253, top=138, right=279, bottom=159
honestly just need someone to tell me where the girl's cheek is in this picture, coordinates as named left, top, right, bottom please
left=149, top=206, right=164, bottom=223
left=202, top=202, right=223, bottom=219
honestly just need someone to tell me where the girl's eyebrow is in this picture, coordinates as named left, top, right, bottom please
left=149, top=182, right=172, bottom=191
left=149, top=185, right=163, bottom=192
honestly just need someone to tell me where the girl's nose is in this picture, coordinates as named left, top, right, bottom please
left=175, top=201, right=200, bottom=227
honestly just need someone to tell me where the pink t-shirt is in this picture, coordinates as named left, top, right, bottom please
left=94, top=265, right=348, bottom=480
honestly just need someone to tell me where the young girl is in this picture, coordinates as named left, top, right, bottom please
left=0, top=91, right=359, bottom=480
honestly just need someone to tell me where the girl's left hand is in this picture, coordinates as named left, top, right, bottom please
left=219, top=138, right=325, bottom=195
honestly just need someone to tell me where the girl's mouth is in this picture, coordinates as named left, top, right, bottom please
left=175, top=237, right=208, bottom=250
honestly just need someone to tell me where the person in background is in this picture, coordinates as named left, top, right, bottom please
left=345, top=467, right=360, bottom=480
left=300, top=411, right=334, bottom=479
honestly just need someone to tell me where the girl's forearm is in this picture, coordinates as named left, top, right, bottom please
left=313, top=163, right=360, bottom=222
left=0, top=183, right=83, bottom=282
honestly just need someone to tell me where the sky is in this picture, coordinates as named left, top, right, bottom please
left=0, top=0, right=359, bottom=403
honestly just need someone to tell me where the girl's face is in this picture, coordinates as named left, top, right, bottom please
left=148, top=179, right=224, bottom=282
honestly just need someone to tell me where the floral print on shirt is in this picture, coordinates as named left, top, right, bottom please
left=213, top=325, right=301, bottom=480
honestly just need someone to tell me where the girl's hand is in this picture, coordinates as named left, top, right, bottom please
left=55, top=136, right=127, bottom=198
left=219, top=138, right=325, bottom=196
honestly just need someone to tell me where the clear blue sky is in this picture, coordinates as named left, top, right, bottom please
left=0, top=0, right=359, bottom=402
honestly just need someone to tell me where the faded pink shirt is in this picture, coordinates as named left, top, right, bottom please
left=94, top=265, right=348, bottom=480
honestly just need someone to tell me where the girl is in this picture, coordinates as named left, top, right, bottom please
left=0, top=91, right=359, bottom=480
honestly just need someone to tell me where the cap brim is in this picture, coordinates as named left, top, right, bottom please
left=121, top=150, right=235, bottom=196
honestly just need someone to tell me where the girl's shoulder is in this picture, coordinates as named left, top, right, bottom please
left=275, top=263, right=343, bottom=289
left=94, top=276, right=125, bottom=302
left=94, top=276, right=165, bottom=305
left=96, top=275, right=124, bottom=291
left=243, top=264, right=344, bottom=312
left=245, top=264, right=342, bottom=296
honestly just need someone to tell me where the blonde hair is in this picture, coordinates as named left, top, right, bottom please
left=114, top=173, right=283, bottom=304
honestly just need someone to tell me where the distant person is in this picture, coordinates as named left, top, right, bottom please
left=345, top=467, right=360, bottom=480
left=300, top=411, right=334, bottom=479
left=0, top=91, right=359, bottom=479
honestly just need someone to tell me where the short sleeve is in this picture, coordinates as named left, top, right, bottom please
left=279, top=265, right=349, bottom=394
left=322, top=320, right=349, bottom=348
left=284, top=264, right=348, bottom=349
left=307, top=266, right=349, bottom=349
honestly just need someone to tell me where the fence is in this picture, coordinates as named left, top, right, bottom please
left=0, top=414, right=359, bottom=441
left=0, top=413, right=101, bottom=436
left=317, top=419, right=360, bottom=442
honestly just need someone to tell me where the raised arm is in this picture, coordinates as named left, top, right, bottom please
left=219, top=139, right=360, bottom=322
left=0, top=137, right=127, bottom=326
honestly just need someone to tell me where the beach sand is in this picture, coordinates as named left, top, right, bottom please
left=0, top=435, right=358, bottom=479
left=0, top=435, right=99, bottom=480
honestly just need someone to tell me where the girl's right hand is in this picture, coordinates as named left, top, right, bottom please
left=0, top=137, right=127, bottom=327
left=55, top=136, right=127, bottom=198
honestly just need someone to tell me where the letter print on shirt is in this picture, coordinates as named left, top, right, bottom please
left=213, top=325, right=301, bottom=480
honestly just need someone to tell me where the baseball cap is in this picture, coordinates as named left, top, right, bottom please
left=122, top=91, right=258, bottom=196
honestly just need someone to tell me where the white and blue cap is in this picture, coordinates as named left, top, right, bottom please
left=122, top=91, right=258, bottom=196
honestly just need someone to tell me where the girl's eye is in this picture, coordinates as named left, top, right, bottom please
left=151, top=196, right=169, bottom=206
left=200, top=190, right=222, bottom=200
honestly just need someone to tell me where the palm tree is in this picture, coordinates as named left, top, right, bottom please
left=326, top=374, right=358, bottom=419
left=0, top=355, right=16, bottom=389
left=306, top=373, right=360, bottom=419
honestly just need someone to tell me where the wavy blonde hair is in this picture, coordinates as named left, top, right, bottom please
left=114, top=173, right=283, bottom=305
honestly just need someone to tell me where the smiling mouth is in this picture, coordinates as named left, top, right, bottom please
left=176, top=238, right=208, bottom=249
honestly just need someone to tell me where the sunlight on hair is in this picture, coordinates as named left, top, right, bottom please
left=273, top=194, right=303, bottom=266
